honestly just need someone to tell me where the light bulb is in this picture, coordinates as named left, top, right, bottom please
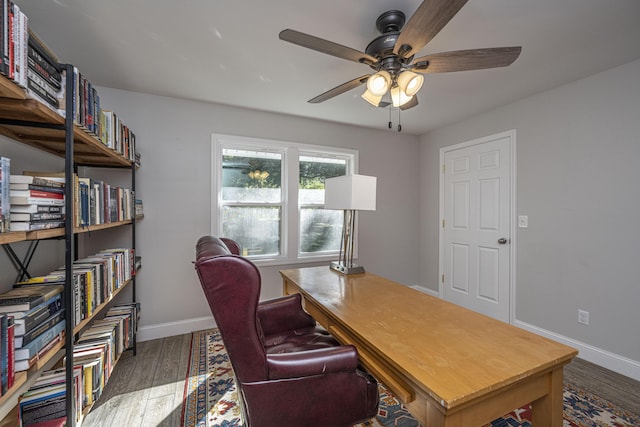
left=366, top=71, right=391, bottom=96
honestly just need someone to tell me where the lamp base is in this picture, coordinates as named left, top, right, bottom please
left=330, top=261, right=365, bottom=275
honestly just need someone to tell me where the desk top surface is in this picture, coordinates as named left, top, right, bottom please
left=280, top=266, right=578, bottom=408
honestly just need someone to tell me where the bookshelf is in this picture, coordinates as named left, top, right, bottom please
left=0, top=61, right=139, bottom=426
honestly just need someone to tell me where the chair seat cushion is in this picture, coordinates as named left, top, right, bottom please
left=265, top=326, right=340, bottom=354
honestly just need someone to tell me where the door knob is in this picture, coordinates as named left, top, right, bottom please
left=498, top=238, right=508, bottom=244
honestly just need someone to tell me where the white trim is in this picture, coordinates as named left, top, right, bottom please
left=137, top=316, right=216, bottom=342
left=411, top=285, right=440, bottom=297
left=514, top=319, right=640, bottom=382
left=211, top=133, right=359, bottom=263
left=438, top=129, right=517, bottom=323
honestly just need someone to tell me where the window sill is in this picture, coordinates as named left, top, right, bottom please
left=251, top=254, right=346, bottom=268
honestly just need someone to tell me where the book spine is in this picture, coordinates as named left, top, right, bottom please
left=11, top=184, right=65, bottom=194
left=14, top=319, right=64, bottom=360
left=10, top=196, right=65, bottom=206
left=27, top=30, right=59, bottom=72
left=16, top=309, right=64, bottom=347
left=27, top=55, right=61, bottom=89
left=1, top=157, right=10, bottom=233
left=1, top=314, right=7, bottom=394
left=7, top=316, right=14, bottom=389
left=10, top=220, right=65, bottom=231
left=27, top=78, right=60, bottom=109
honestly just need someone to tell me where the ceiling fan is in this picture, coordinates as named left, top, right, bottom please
left=279, top=0, right=521, bottom=112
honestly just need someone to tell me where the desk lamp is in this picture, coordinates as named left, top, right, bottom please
left=324, top=174, right=377, bottom=274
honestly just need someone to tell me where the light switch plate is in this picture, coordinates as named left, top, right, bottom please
left=518, top=215, right=528, bottom=228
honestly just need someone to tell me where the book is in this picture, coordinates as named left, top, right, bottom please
left=0, top=284, right=63, bottom=313
left=15, top=308, right=64, bottom=348
left=9, top=174, right=65, bottom=186
left=9, top=220, right=65, bottom=231
left=14, top=331, right=63, bottom=372
left=1, top=156, right=10, bottom=233
left=10, top=204, right=63, bottom=214
left=10, top=189, right=64, bottom=199
left=12, top=294, right=63, bottom=335
left=8, top=211, right=64, bottom=222
left=15, top=319, right=65, bottom=361
left=9, top=183, right=65, bottom=194
left=1, top=314, right=7, bottom=394
left=10, top=195, right=65, bottom=206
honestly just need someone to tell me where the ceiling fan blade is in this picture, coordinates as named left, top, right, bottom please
left=280, top=29, right=378, bottom=65
left=394, top=0, right=469, bottom=58
left=308, top=75, right=370, bottom=103
left=400, top=96, right=419, bottom=111
left=411, top=47, right=522, bottom=73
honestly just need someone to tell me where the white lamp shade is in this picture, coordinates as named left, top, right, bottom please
left=366, top=71, right=391, bottom=96
left=361, top=89, right=382, bottom=107
left=390, top=86, right=413, bottom=107
left=397, top=71, right=424, bottom=96
left=324, top=174, right=377, bottom=211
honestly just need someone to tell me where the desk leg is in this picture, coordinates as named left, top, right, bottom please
left=531, top=367, right=564, bottom=426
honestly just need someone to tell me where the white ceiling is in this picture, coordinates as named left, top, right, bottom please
left=16, top=0, right=640, bottom=136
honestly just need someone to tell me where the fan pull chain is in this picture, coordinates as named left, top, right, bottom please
left=397, top=107, right=402, bottom=132
left=388, top=106, right=392, bottom=129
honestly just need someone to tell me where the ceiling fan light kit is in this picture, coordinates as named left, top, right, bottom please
left=279, top=0, right=522, bottom=130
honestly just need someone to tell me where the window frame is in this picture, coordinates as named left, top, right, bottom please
left=212, top=133, right=358, bottom=266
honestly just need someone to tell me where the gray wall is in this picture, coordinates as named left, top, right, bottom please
left=419, top=59, right=640, bottom=379
left=73, top=89, right=421, bottom=339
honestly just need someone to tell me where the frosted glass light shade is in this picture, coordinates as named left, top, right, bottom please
left=366, top=71, right=391, bottom=96
left=390, top=86, right=413, bottom=107
left=397, top=71, right=424, bottom=96
left=324, top=174, right=377, bottom=211
left=361, top=89, right=382, bottom=107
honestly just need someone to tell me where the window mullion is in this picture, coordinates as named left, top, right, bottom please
left=286, top=147, right=299, bottom=258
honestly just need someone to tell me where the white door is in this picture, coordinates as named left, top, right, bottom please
left=440, top=131, right=513, bottom=322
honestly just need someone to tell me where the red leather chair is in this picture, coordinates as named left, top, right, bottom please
left=194, top=236, right=379, bottom=427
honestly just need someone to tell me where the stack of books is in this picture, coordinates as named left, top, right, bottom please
left=67, top=301, right=139, bottom=413
left=0, top=2, right=28, bottom=88
left=9, top=174, right=65, bottom=231
left=0, top=283, right=64, bottom=373
left=0, top=156, right=9, bottom=233
left=17, top=367, right=77, bottom=427
left=26, top=30, right=63, bottom=113
left=76, top=177, right=134, bottom=228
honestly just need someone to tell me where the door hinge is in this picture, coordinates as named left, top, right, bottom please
left=441, top=274, right=445, bottom=283
left=442, top=219, right=445, bottom=228
left=442, top=164, right=445, bottom=173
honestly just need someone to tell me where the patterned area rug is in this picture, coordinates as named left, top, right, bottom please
left=181, top=329, right=640, bottom=427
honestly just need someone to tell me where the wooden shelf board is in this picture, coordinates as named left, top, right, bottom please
left=0, top=231, right=27, bottom=244
left=0, top=77, right=133, bottom=168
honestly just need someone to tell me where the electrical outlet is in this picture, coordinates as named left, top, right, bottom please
left=578, top=309, right=589, bottom=325
left=518, top=215, right=528, bottom=228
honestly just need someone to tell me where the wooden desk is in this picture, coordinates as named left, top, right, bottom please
left=280, top=266, right=577, bottom=427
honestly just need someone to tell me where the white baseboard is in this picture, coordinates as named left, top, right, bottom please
left=514, top=319, right=640, bottom=382
left=410, top=285, right=440, bottom=297
left=137, top=316, right=216, bottom=342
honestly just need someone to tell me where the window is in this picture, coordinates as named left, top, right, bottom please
left=212, top=134, right=357, bottom=264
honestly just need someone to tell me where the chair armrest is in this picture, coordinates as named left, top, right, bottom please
left=267, top=345, right=359, bottom=379
left=258, top=294, right=316, bottom=335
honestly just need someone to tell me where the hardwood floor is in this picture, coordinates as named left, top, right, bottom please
left=82, top=332, right=640, bottom=427
left=82, top=333, right=191, bottom=427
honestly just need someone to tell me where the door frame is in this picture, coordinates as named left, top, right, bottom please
left=438, top=129, right=517, bottom=324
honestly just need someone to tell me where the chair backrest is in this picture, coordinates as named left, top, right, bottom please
left=194, top=236, right=268, bottom=382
